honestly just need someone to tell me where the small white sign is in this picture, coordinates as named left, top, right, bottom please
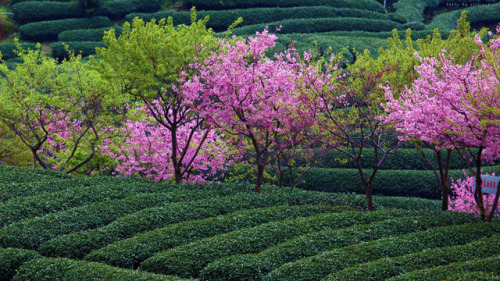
left=477, top=175, right=500, bottom=194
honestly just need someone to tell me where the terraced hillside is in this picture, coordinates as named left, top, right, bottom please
left=1, top=0, right=500, bottom=65
left=0, top=165, right=498, bottom=280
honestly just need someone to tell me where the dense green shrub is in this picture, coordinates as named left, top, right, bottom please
left=199, top=212, right=477, bottom=281
left=84, top=205, right=353, bottom=268
left=12, top=257, right=185, bottom=281
left=139, top=210, right=410, bottom=278
left=50, top=41, right=104, bottom=60
left=18, top=16, right=111, bottom=42
left=266, top=222, right=500, bottom=281
left=0, top=174, right=155, bottom=202
left=388, top=13, right=407, bottom=23
left=324, top=235, right=500, bottom=280
left=0, top=248, right=41, bottom=281
left=388, top=255, right=500, bottom=280
left=0, top=181, right=182, bottom=228
left=0, top=189, right=234, bottom=250
left=10, top=0, right=71, bottom=5
left=283, top=167, right=499, bottom=199
left=38, top=190, right=367, bottom=259
left=127, top=7, right=389, bottom=32
left=231, top=18, right=402, bottom=35
left=394, top=0, right=497, bottom=22
left=98, top=0, right=162, bottom=20
left=0, top=165, right=71, bottom=184
left=11, top=1, right=85, bottom=24
left=182, top=0, right=385, bottom=13
left=402, top=21, right=425, bottom=30
left=58, top=26, right=123, bottom=41
left=427, top=3, right=500, bottom=31
left=321, top=29, right=451, bottom=41
left=0, top=42, right=37, bottom=60
left=303, top=148, right=468, bottom=170
left=444, top=271, right=500, bottom=281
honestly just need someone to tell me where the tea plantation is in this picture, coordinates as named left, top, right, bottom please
left=0, top=165, right=498, bottom=280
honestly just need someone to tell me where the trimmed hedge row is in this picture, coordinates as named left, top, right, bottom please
left=139, top=210, right=410, bottom=278
left=0, top=248, right=41, bottom=281
left=12, top=257, right=185, bottom=281
left=84, top=205, right=356, bottom=269
left=324, top=235, right=500, bottom=280
left=10, top=0, right=71, bottom=5
left=0, top=189, right=238, bottom=250
left=427, top=3, right=500, bottom=31
left=265, top=222, right=500, bottom=281
left=12, top=1, right=85, bottom=24
left=127, top=7, right=390, bottom=32
left=19, top=16, right=111, bottom=42
left=321, top=29, right=451, bottom=41
left=0, top=165, right=71, bottom=185
left=58, top=26, right=123, bottom=42
left=0, top=43, right=38, bottom=61
left=0, top=175, right=150, bottom=203
left=444, top=271, right=500, bottom=281
left=199, top=212, right=477, bottom=281
left=98, top=0, right=162, bottom=20
left=0, top=180, right=199, bottom=228
left=388, top=255, right=500, bottom=281
left=38, top=190, right=367, bottom=259
left=50, top=41, right=104, bottom=60
left=230, top=18, right=403, bottom=36
left=305, top=148, right=469, bottom=170
left=285, top=167, right=499, bottom=199
left=182, top=0, right=385, bottom=13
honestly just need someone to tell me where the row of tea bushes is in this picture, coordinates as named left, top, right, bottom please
left=57, top=26, right=123, bottom=42
left=200, top=211, right=477, bottom=281
left=12, top=257, right=185, bottom=281
left=324, top=235, right=500, bottom=280
left=84, top=205, right=351, bottom=269
left=37, top=191, right=367, bottom=259
left=0, top=189, right=243, bottom=250
left=231, top=17, right=403, bottom=35
left=18, top=16, right=112, bottom=42
left=139, top=210, right=412, bottom=278
left=427, top=2, right=500, bottom=30
left=181, top=0, right=385, bottom=12
left=388, top=255, right=500, bottom=281
left=127, top=6, right=392, bottom=32
left=266, top=222, right=500, bottom=280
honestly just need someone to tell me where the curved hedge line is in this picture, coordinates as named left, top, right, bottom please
left=0, top=165, right=71, bottom=185
left=127, top=7, right=389, bottom=32
left=84, top=204, right=349, bottom=269
left=19, top=16, right=111, bottom=42
left=12, top=257, right=185, bottom=281
left=427, top=3, right=500, bottom=31
left=38, top=190, right=367, bottom=259
left=0, top=175, right=149, bottom=203
left=182, top=0, right=385, bottom=13
left=139, top=210, right=409, bottom=278
left=98, top=0, right=162, bottom=20
left=58, top=26, right=123, bottom=42
left=50, top=41, right=104, bottom=60
left=12, top=1, right=85, bottom=24
left=283, top=166, right=500, bottom=199
left=0, top=248, right=41, bottom=281
left=199, top=212, right=476, bottom=281
left=0, top=181, right=180, bottom=228
left=324, top=235, right=500, bottom=280
left=265, top=222, right=500, bottom=281
left=0, top=43, right=37, bottom=60
left=10, top=0, right=71, bottom=5
left=321, top=29, right=452, bottom=41
left=0, top=189, right=231, bottom=250
left=388, top=255, right=500, bottom=281
left=231, top=18, right=403, bottom=36
left=444, top=271, right=500, bottom=281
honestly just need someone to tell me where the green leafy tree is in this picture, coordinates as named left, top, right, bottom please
left=0, top=42, right=117, bottom=173
left=93, top=9, right=222, bottom=184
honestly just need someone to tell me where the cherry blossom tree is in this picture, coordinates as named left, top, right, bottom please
left=183, top=28, right=315, bottom=193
